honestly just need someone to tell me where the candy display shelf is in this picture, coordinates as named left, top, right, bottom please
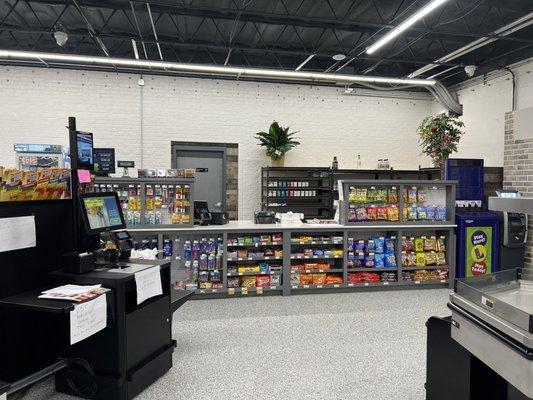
left=128, top=213, right=456, bottom=299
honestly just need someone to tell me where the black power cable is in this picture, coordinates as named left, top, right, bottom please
left=63, top=358, right=98, bottom=399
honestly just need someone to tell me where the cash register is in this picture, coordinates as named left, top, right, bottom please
left=62, top=192, right=134, bottom=273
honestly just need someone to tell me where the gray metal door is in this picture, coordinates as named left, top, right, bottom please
left=173, top=147, right=226, bottom=211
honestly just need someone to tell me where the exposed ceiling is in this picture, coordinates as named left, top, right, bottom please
left=0, top=0, right=532, bottom=87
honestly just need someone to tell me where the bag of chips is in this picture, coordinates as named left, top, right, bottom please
left=348, top=207, right=357, bottom=222
left=424, top=236, right=437, bottom=252
left=312, top=273, right=327, bottom=285
left=417, top=189, right=427, bottom=203
left=415, top=252, right=426, bottom=267
left=417, top=206, right=427, bottom=220
left=408, top=205, right=418, bottom=220
left=408, top=187, right=417, bottom=204
left=241, top=276, right=256, bottom=287
left=402, top=237, right=414, bottom=252
left=355, top=240, right=365, bottom=252
left=270, top=275, right=281, bottom=286
left=374, top=237, right=385, bottom=254
left=364, top=253, right=375, bottom=268
left=377, top=206, right=388, bottom=220
left=436, top=237, right=446, bottom=252
left=385, top=238, right=395, bottom=254
left=435, top=205, right=447, bottom=221
left=414, top=237, right=424, bottom=252
left=402, top=251, right=416, bottom=267
left=367, top=206, right=378, bottom=220
left=256, top=275, right=271, bottom=287
left=385, top=253, right=397, bottom=269
left=426, top=205, right=436, bottom=220
left=300, top=274, right=313, bottom=285
left=425, top=252, right=437, bottom=266
left=388, top=187, right=398, bottom=203
left=290, top=274, right=300, bottom=285
left=375, top=253, right=385, bottom=268
left=326, top=274, right=343, bottom=284
left=356, top=206, right=368, bottom=221
left=227, top=277, right=240, bottom=288
left=387, top=205, right=399, bottom=221
left=366, top=240, right=375, bottom=253
left=436, top=252, right=446, bottom=266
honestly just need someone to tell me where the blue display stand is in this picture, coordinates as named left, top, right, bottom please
left=455, top=212, right=500, bottom=278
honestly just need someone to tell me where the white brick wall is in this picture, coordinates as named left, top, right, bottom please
left=432, top=58, right=533, bottom=167
left=0, top=65, right=437, bottom=219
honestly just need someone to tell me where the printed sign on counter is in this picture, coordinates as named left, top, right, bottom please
left=466, top=227, right=492, bottom=277
left=70, top=294, right=107, bottom=345
left=0, top=215, right=36, bottom=253
left=135, top=266, right=163, bottom=305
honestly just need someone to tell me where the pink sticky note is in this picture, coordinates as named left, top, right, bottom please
left=77, top=169, right=91, bottom=183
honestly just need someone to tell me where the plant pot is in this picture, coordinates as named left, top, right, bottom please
left=271, top=156, right=285, bottom=168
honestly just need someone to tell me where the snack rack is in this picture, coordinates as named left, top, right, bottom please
left=93, top=177, right=194, bottom=228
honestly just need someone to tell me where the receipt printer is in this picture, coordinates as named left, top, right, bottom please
left=61, top=251, right=96, bottom=274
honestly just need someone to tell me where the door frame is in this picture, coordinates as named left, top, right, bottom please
left=171, top=145, right=228, bottom=211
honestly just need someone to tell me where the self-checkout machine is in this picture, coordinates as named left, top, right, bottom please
left=426, top=193, right=532, bottom=400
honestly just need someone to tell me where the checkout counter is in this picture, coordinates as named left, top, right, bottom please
left=426, top=195, right=532, bottom=400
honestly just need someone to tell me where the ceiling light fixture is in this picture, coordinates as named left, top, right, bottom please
left=332, top=53, right=346, bottom=61
left=366, top=0, right=449, bottom=55
left=0, top=49, right=437, bottom=87
left=54, top=24, right=69, bottom=47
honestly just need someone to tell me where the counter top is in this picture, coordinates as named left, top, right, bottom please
left=127, top=220, right=456, bottom=233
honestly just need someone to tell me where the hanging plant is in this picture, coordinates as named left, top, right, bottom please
left=255, top=121, right=300, bottom=165
left=417, top=113, right=465, bottom=167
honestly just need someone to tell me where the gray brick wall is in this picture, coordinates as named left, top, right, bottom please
left=503, top=111, right=533, bottom=278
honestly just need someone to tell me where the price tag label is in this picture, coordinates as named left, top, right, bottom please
left=212, top=289, right=217, bottom=293
left=415, top=281, right=420, bottom=284
left=383, top=282, right=389, bottom=286
left=228, top=288, right=235, bottom=295
left=319, top=269, right=323, bottom=272
left=303, top=285, right=310, bottom=288
left=199, top=290, right=205, bottom=293
left=348, top=283, right=354, bottom=287
left=256, top=287, right=263, bottom=295
left=333, top=284, right=339, bottom=288
left=241, top=288, right=248, bottom=295
left=270, top=286, right=277, bottom=290
left=238, top=272, right=243, bottom=276
left=364, top=282, right=369, bottom=286
left=311, top=241, right=316, bottom=244
left=440, top=279, right=446, bottom=283
left=238, top=258, right=243, bottom=261
left=265, top=256, right=270, bottom=260
left=255, top=243, right=258, bottom=247
left=316, top=285, right=323, bottom=288
left=292, top=285, right=298, bottom=289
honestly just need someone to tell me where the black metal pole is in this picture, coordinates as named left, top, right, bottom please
left=68, top=117, right=79, bottom=250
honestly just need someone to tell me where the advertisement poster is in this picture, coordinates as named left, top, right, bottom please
left=466, top=227, right=492, bottom=277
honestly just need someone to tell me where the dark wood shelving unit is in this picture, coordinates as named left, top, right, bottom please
left=261, top=167, right=441, bottom=219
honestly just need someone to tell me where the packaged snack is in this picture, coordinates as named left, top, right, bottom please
left=312, top=273, right=327, bottom=285
left=425, top=252, right=437, bottom=266
left=415, top=252, right=426, bottom=267
left=374, top=253, right=385, bottom=268
left=435, top=205, right=447, bottom=221
left=401, top=237, right=414, bottom=252
left=364, top=253, right=375, bottom=268
left=199, top=254, right=208, bottom=270
left=237, top=249, right=248, bottom=259
left=388, top=187, right=398, bottom=203
left=228, top=265, right=237, bottom=274
left=354, top=240, right=365, bottom=252
left=300, top=274, right=313, bottom=285
left=256, top=275, right=271, bottom=287
left=350, top=253, right=364, bottom=268
left=199, top=271, right=209, bottom=282
left=270, top=275, right=281, bottom=286
left=274, top=249, right=283, bottom=258
left=402, top=207, right=409, bottom=221
left=348, top=238, right=355, bottom=250
left=436, top=237, right=446, bottom=252
left=387, top=205, right=399, bottom=221
left=259, top=263, right=270, bottom=274
left=408, top=205, right=418, bottom=220
left=436, top=252, right=446, bottom=266
left=238, top=265, right=260, bottom=274
left=290, top=274, right=300, bottom=285
left=305, top=263, right=318, bottom=270
left=407, top=187, right=417, bottom=204
left=241, top=276, right=256, bottom=288
left=264, top=248, right=274, bottom=257
left=376, top=206, right=388, bottom=220
left=210, top=270, right=221, bottom=282
left=417, top=189, right=427, bottom=203
left=317, top=263, right=330, bottom=270
left=424, top=236, right=437, bottom=252
left=367, top=205, right=378, bottom=220
left=348, top=207, right=357, bottom=222
left=376, top=188, right=388, bottom=203
left=385, top=238, right=395, bottom=254
left=367, top=187, right=379, bottom=203
left=426, top=205, right=436, bottom=220
left=402, top=251, right=416, bottom=267
left=417, top=206, right=427, bottom=220
left=326, top=274, right=343, bottom=285
left=414, top=237, right=424, bottom=252
left=374, top=237, right=385, bottom=254
left=355, top=206, right=368, bottom=221
left=385, top=253, right=397, bottom=269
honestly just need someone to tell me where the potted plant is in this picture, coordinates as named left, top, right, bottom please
left=417, top=113, right=465, bottom=177
left=255, top=121, right=300, bottom=167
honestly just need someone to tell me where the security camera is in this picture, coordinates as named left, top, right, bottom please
left=54, top=30, right=68, bottom=47
left=464, top=65, right=477, bottom=78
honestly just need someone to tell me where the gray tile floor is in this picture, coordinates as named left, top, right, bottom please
left=22, top=288, right=451, bottom=400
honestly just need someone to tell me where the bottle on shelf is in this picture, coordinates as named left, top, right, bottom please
left=332, top=156, right=338, bottom=170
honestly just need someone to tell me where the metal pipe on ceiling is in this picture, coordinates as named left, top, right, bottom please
left=409, top=12, right=533, bottom=78
left=0, top=49, right=437, bottom=86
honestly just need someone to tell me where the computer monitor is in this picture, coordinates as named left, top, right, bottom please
left=76, top=131, right=94, bottom=170
left=79, top=192, right=126, bottom=234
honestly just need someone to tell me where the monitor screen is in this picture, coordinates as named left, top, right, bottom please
left=77, top=131, right=94, bottom=169
left=80, top=193, right=125, bottom=233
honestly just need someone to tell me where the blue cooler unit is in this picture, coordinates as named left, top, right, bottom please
left=455, top=212, right=500, bottom=278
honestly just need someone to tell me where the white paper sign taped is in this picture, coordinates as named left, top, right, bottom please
left=0, top=392, right=6, bottom=400
left=70, top=294, right=107, bottom=345
left=0, top=215, right=36, bottom=253
left=135, top=266, right=163, bottom=305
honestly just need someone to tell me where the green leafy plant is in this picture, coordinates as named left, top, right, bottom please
left=255, top=121, right=300, bottom=160
left=417, top=113, right=465, bottom=166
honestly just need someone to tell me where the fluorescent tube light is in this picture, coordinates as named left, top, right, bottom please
left=366, top=0, right=449, bottom=55
left=0, top=49, right=437, bottom=87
